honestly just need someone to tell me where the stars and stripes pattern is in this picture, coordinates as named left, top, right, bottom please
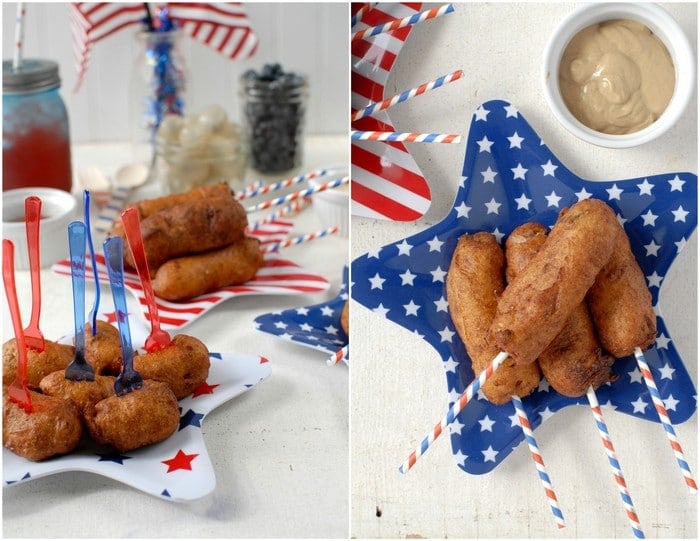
left=351, top=99, right=697, bottom=474
left=3, top=314, right=271, bottom=501
left=254, top=265, right=349, bottom=361
left=52, top=220, right=330, bottom=330
left=351, top=2, right=434, bottom=221
left=71, top=2, right=257, bottom=92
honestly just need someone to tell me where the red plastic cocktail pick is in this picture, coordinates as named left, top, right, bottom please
left=2, top=240, right=33, bottom=412
left=23, top=196, right=46, bottom=352
left=120, top=207, right=171, bottom=352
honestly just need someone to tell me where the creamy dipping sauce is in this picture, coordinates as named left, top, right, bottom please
left=558, top=19, right=675, bottom=135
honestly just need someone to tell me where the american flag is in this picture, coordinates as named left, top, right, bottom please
left=71, top=2, right=258, bottom=91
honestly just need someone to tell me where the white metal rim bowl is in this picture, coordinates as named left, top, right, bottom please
left=308, top=171, right=349, bottom=238
left=542, top=2, right=695, bottom=148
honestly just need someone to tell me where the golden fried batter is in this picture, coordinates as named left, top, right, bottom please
left=3, top=391, right=82, bottom=461
left=491, top=199, right=619, bottom=365
left=114, top=196, right=248, bottom=272
left=446, top=232, right=540, bottom=405
left=84, top=380, right=179, bottom=452
left=85, top=320, right=122, bottom=375
left=39, top=370, right=116, bottom=417
left=133, top=334, right=210, bottom=399
left=587, top=227, right=657, bottom=357
left=3, top=339, right=74, bottom=390
left=505, top=223, right=616, bottom=397
left=340, top=301, right=349, bottom=335
left=151, top=237, right=262, bottom=301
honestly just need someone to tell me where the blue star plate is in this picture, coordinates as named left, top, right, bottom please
left=351, top=99, right=697, bottom=474
left=3, top=307, right=271, bottom=501
left=254, top=265, right=349, bottom=364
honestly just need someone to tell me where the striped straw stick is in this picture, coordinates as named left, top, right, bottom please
left=235, top=168, right=330, bottom=201
left=327, top=345, right=349, bottom=366
left=399, top=351, right=508, bottom=474
left=260, top=226, right=339, bottom=254
left=352, top=3, right=455, bottom=42
left=352, top=69, right=464, bottom=121
left=13, top=3, right=25, bottom=70
left=633, top=347, right=697, bottom=493
left=246, top=176, right=348, bottom=213
left=236, top=179, right=264, bottom=199
left=94, top=185, right=131, bottom=235
left=511, top=395, right=566, bottom=529
left=351, top=3, right=374, bottom=27
left=247, top=197, right=311, bottom=231
left=586, top=386, right=645, bottom=539
left=351, top=131, right=461, bottom=144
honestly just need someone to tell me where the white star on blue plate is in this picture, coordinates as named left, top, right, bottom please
left=351, top=100, right=697, bottom=475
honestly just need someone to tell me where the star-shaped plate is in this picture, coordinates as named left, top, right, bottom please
left=351, top=99, right=697, bottom=474
left=3, top=309, right=271, bottom=501
left=254, top=265, right=349, bottom=364
left=51, top=219, right=330, bottom=330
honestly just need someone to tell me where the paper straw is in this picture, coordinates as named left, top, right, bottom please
left=13, top=3, right=26, bottom=70
left=352, top=70, right=464, bottom=121
left=245, top=176, right=348, bottom=213
left=236, top=179, right=264, bottom=199
left=634, top=347, right=697, bottom=493
left=351, top=3, right=374, bottom=28
left=511, top=395, right=566, bottom=528
left=247, top=197, right=312, bottom=231
left=399, top=351, right=508, bottom=474
left=351, top=131, right=461, bottom=144
left=235, top=168, right=330, bottom=201
left=587, top=386, right=645, bottom=538
left=260, top=226, right=339, bottom=253
left=94, top=185, right=131, bottom=234
left=352, top=3, right=455, bottom=42
left=327, top=345, right=349, bottom=366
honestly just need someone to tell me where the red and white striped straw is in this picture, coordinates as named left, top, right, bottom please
left=399, top=351, right=508, bottom=474
left=351, top=131, right=461, bottom=144
left=13, top=3, right=26, bottom=70
left=511, top=395, right=566, bottom=529
left=327, top=345, right=349, bottom=366
left=260, top=226, right=339, bottom=254
left=235, top=169, right=330, bottom=201
left=352, top=3, right=454, bottom=42
left=352, top=69, right=464, bottom=121
left=247, top=197, right=311, bottom=231
left=245, top=176, right=348, bottom=213
left=586, top=386, right=645, bottom=539
left=633, top=347, right=698, bottom=493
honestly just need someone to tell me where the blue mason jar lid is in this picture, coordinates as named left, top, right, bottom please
left=3, top=59, right=61, bottom=94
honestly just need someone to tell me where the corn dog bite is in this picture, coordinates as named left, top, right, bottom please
left=39, top=371, right=116, bottom=418
left=3, top=339, right=74, bottom=390
left=446, top=232, right=540, bottom=405
left=505, top=223, right=616, bottom=397
left=84, top=320, right=123, bottom=376
left=490, top=198, right=619, bottom=365
left=587, top=225, right=656, bottom=357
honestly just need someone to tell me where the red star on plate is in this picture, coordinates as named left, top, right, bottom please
left=102, top=311, right=118, bottom=324
left=162, top=449, right=198, bottom=473
left=191, top=381, right=220, bottom=398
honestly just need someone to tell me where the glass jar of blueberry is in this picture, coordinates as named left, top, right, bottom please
left=240, top=63, right=308, bottom=173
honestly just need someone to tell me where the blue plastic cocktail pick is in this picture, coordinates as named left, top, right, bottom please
left=103, top=236, right=143, bottom=396
left=83, top=190, right=101, bottom=336
left=64, top=221, right=95, bottom=381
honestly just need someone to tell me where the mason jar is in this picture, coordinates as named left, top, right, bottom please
left=239, top=71, right=308, bottom=173
left=3, top=59, right=72, bottom=192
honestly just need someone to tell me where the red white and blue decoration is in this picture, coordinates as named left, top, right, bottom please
left=351, top=99, right=697, bottom=474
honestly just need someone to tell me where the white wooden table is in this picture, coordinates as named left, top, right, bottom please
left=351, top=3, right=697, bottom=538
left=2, top=136, right=349, bottom=538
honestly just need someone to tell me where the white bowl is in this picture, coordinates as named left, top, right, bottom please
left=2, top=188, right=78, bottom=270
left=542, top=2, right=695, bottom=148
left=308, top=173, right=349, bottom=238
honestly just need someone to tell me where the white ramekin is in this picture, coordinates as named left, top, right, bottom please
left=2, top=187, right=79, bottom=270
left=542, top=2, right=695, bottom=148
left=308, top=167, right=349, bottom=238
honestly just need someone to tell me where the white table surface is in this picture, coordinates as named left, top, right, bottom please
left=351, top=3, right=697, bottom=539
left=2, top=135, right=349, bottom=538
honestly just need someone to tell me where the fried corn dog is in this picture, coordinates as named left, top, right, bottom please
left=84, top=320, right=122, bottom=375
left=587, top=226, right=657, bottom=358
left=505, top=223, right=616, bottom=397
left=113, top=196, right=248, bottom=272
left=151, top=237, right=263, bottom=301
left=490, top=198, right=619, bottom=365
left=39, top=371, right=116, bottom=418
left=446, top=232, right=540, bottom=405
left=3, top=339, right=74, bottom=390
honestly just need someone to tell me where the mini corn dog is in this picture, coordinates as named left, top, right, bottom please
left=446, top=232, right=540, bottom=405
left=505, top=223, right=616, bottom=397
left=490, top=198, right=619, bottom=365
